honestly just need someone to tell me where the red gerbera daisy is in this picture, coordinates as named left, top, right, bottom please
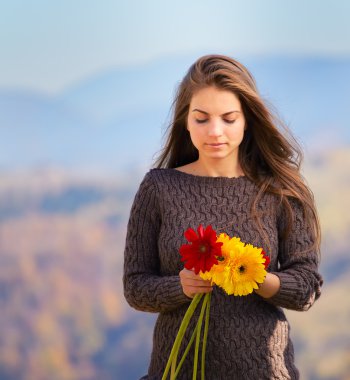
left=179, top=225, right=223, bottom=274
left=261, top=250, right=270, bottom=269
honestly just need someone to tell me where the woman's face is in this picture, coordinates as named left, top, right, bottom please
left=186, top=86, right=246, bottom=163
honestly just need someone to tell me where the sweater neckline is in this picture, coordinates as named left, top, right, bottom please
left=155, top=168, right=251, bottom=187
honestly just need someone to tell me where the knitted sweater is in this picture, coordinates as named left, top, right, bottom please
left=123, top=168, right=322, bottom=380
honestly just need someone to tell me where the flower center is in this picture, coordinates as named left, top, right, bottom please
left=238, top=265, right=246, bottom=273
left=199, top=244, right=207, bottom=253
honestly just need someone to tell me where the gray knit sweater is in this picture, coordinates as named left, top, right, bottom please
left=123, top=168, right=322, bottom=380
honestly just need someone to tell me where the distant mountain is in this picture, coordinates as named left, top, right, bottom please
left=1, top=55, right=349, bottom=172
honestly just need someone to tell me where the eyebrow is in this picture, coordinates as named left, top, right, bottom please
left=192, top=108, right=240, bottom=116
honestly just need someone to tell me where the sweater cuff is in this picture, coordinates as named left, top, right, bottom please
left=166, top=276, right=193, bottom=306
left=264, top=271, right=299, bottom=309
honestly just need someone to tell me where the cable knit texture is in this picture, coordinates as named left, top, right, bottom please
left=123, top=168, right=322, bottom=380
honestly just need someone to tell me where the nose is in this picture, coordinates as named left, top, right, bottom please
left=207, top=119, right=223, bottom=137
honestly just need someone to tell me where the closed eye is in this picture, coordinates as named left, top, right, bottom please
left=195, top=119, right=208, bottom=124
left=224, top=119, right=236, bottom=124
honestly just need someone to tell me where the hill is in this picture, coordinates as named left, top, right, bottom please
left=1, top=55, right=349, bottom=171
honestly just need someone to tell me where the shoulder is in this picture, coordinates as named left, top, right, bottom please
left=137, top=168, right=181, bottom=196
left=139, top=168, right=174, bottom=183
left=146, top=167, right=203, bottom=186
left=132, top=170, right=165, bottom=201
left=130, top=170, right=173, bottom=213
left=144, top=168, right=178, bottom=185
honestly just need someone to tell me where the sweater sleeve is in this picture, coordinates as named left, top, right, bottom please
left=123, top=171, right=191, bottom=313
left=265, top=198, right=323, bottom=311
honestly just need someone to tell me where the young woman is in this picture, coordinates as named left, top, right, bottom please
left=123, top=54, right=323, bottom=379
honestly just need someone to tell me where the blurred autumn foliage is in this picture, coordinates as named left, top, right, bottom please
left=0, top=149, right=349, bottom=379
left=0, top=169, right=153, bottom=380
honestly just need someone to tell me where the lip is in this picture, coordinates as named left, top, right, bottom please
left=206, top=143, right=226, bottom=147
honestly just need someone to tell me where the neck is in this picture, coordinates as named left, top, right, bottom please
left=193, top=156, right=244, bottom=178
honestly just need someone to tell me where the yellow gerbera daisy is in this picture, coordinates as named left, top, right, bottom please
left=200, top=233, right=243, bottom=283
left=200, top=234, right=267, bottom=296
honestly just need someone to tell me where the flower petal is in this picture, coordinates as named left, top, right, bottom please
left=179, top=225, right=222, bottom=274
left=199, top=236, right=267, bottom=296
left=197, top=224, right=205, bottom=239
left=184, top=228, right=199, bottom=242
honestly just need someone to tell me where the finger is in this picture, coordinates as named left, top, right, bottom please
left=185, top=286, right=213, bottom=294
left=181, top=278, right=212, bottom=287
left=180, top=268, right=197, bottom=277
left=181, top=269, right=210, bottom=281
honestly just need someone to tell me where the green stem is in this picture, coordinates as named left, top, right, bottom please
left=174, top=293, right=212, bottom=379
left=161, top=293, right=204, bottom=380
left=173, top=317, right=198, bottom=378
left=201, top=292, right=211, bottom=380
left=170, top=349, right=178, bottom=378
left=192, top=294, right=209, bottom=380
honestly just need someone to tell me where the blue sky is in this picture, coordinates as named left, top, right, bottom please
left=0, top=0, right=349, bottom=93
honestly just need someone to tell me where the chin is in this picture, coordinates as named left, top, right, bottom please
left=205, top=154, right=229, bottom=160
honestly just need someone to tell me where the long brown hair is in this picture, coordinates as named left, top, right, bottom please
left=155, top=54, right=320, bottom=255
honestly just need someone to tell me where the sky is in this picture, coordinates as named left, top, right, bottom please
left=0, top=0, right=349, bottom=94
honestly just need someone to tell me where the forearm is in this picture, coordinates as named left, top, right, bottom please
left=123, top=273, right=192, bottom=313
left=255, top=273, right=280, bottom=299
left=264, top=198, right=323, bottom=311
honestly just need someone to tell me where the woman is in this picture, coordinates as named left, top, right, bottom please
left=123, top=54, right=323, bottom=379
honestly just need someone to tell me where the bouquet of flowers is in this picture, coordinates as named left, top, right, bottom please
left=162, top=225, right=270, bottom=380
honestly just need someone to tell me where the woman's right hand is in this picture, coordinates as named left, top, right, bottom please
left=179, top=268, right=213, bottom=299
